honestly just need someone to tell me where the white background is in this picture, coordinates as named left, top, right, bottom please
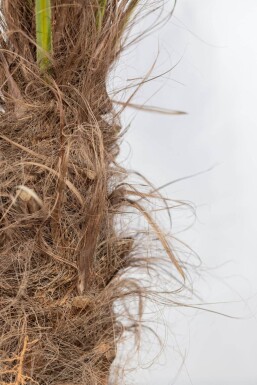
left=114, top=1, right=257, bottom=384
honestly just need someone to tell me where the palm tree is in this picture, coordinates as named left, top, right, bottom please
left=0, top=1, right=183, bottom=384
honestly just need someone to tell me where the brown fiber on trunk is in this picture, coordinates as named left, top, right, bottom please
left=0, top=1, right=185, bottom=384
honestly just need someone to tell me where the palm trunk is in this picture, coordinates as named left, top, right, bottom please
left=0, top=1, right=183, bottom=384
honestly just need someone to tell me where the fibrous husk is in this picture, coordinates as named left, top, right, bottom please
left=0, top=1, right=185, bottom=384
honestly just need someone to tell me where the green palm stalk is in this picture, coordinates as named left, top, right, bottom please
left=96, top=0, right=107, bottom=31
left=35, top=0, right=52, bottom=70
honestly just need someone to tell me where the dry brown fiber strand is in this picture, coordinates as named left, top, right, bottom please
left=0, top=1, right=186, bottom=384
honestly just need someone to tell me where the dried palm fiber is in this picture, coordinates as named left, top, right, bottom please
left=0, top=1, right=186, bottom=384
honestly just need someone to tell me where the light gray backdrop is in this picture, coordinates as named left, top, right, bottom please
left=114, top=0, right=257, bottom=384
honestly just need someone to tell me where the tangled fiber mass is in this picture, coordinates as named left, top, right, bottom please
left=0, top=1, right=184, bottom=384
